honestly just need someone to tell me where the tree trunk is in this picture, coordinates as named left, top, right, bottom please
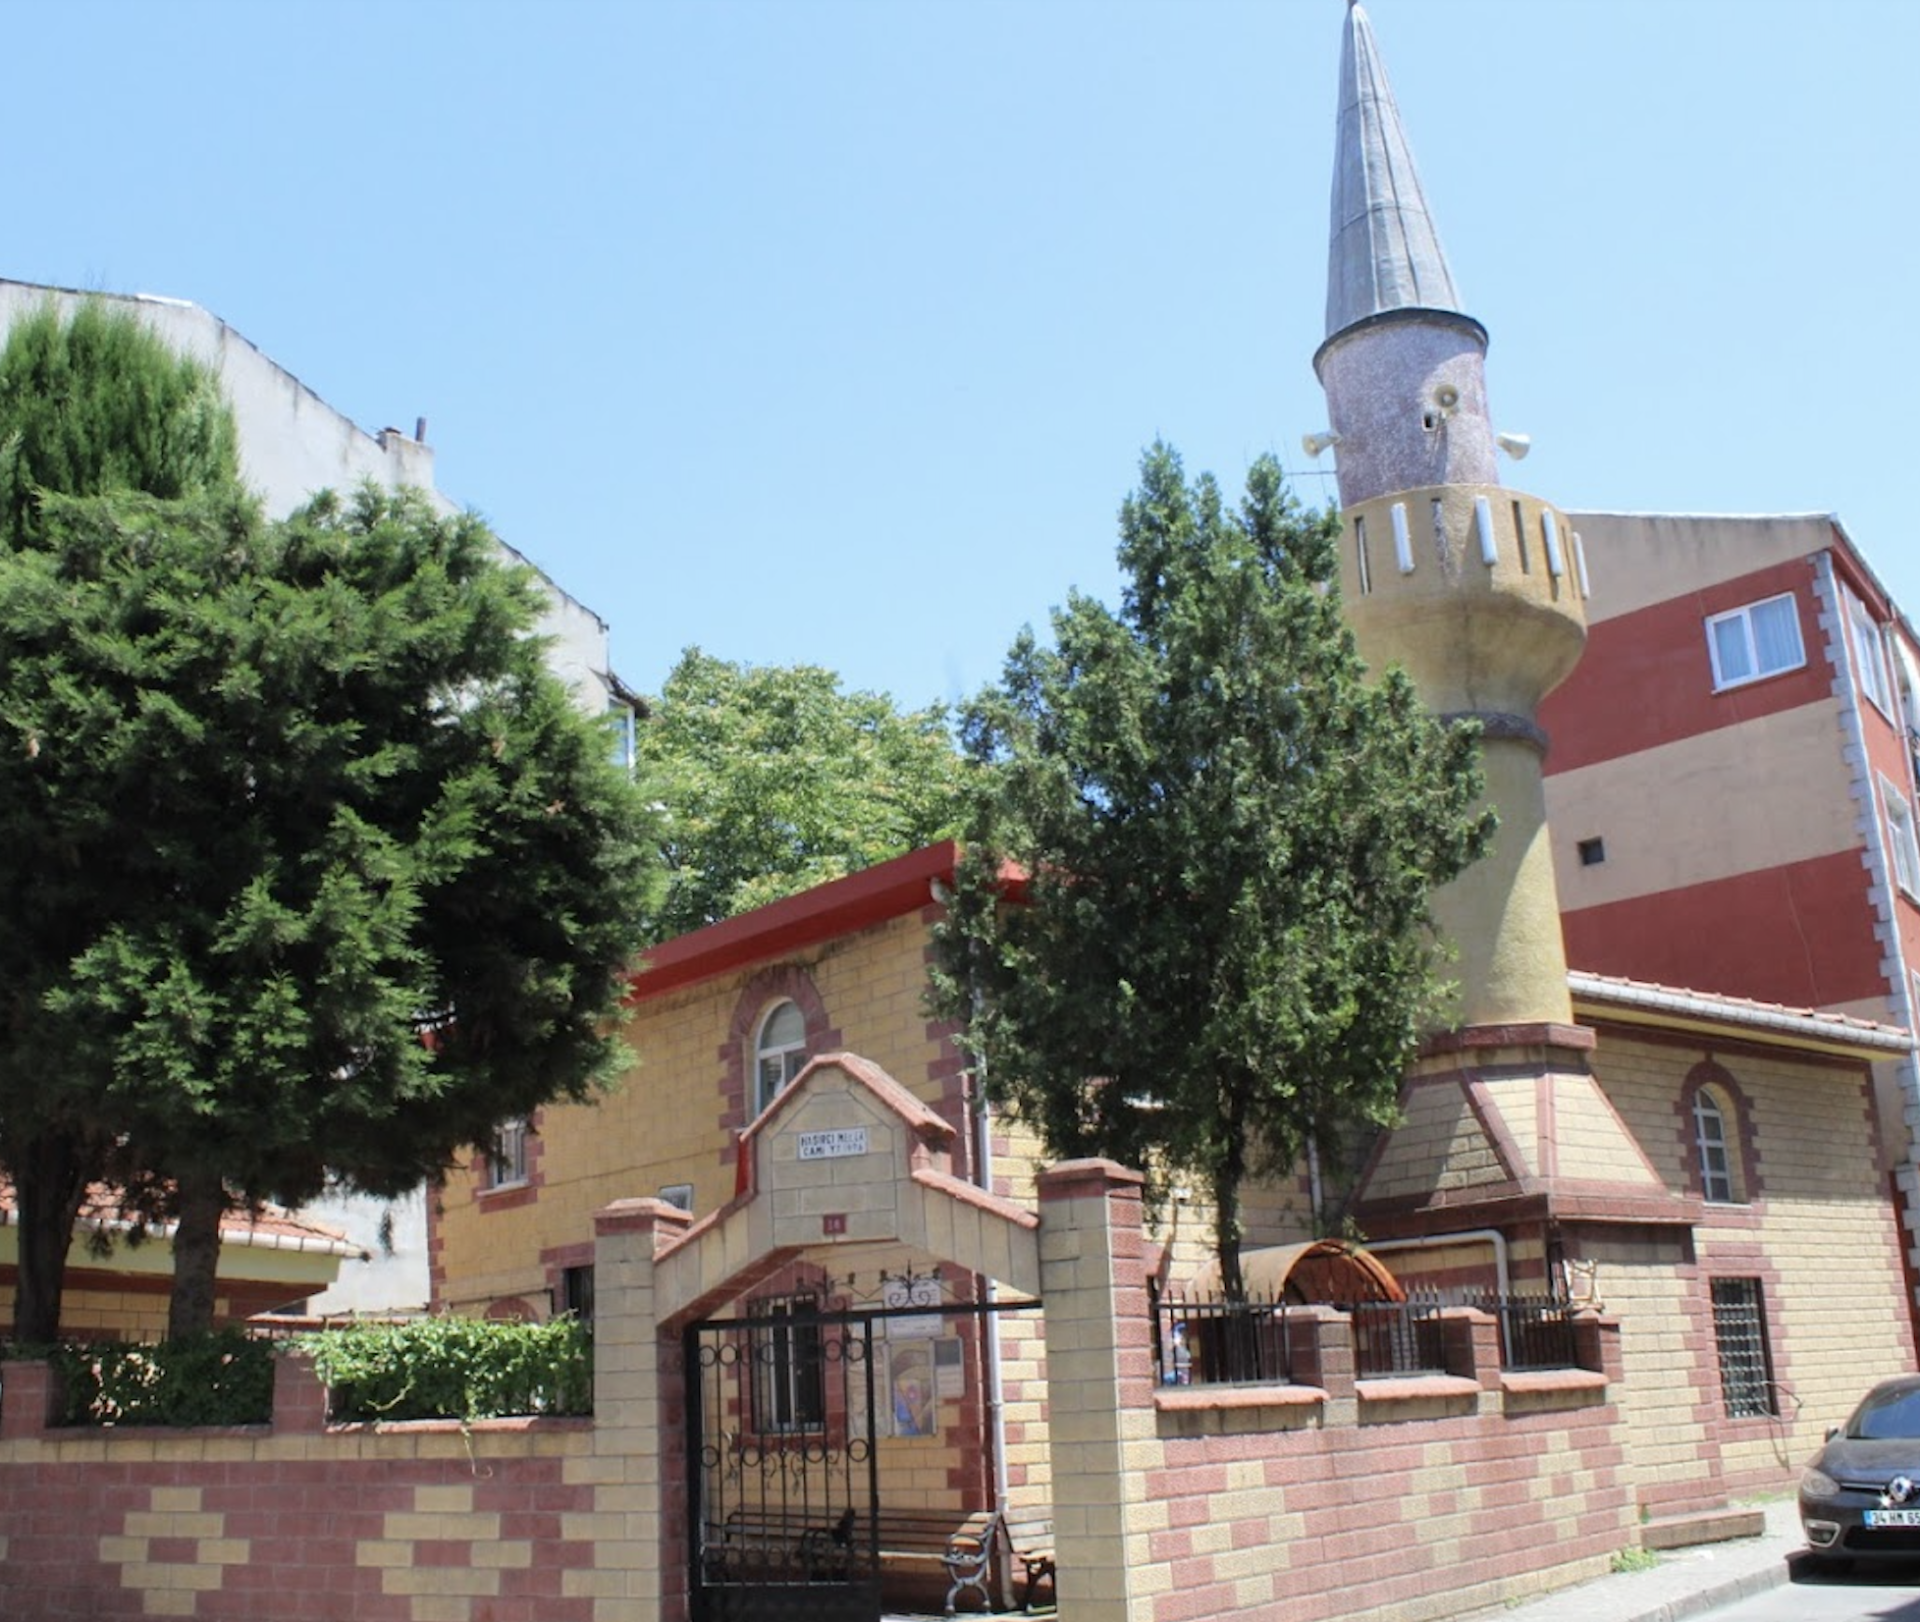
left=167, top=1167, right=226, bottom=1340
left=9, top=1127, right=97, bottom=1343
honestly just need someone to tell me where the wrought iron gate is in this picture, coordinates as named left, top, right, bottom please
left=687, top=1306, right=881, bottom=1622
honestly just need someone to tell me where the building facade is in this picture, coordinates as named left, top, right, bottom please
left=1539, top=512, right=1920, bottom=1306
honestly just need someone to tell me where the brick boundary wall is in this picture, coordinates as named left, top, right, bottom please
left=5, top=1182, right=1636, bottom=1622
left=0, top=1355, right=597, bottom=1621
left=1038, top=1160, right=1637, bottom=1622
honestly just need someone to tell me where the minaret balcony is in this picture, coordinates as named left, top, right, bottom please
left=1339, top=484, right=1590, bottom=717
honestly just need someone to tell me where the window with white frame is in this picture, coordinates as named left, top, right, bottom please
left=1849, top=592, right=1893, bottom=715
left=1692, top=1089, right=1736, bottom=1203
left=1705, top=594, right=1804, bottom=691
left=755, top=1000, right=808, bottom=1114
left=488, top=1116, right=530, bottom=1188
left=1884, top=778, right=1920, bottom=897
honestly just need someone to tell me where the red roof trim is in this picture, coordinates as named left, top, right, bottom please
left=630, top=842, right=961, bottom=1002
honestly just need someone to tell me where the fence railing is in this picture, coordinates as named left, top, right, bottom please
left=1151, top=1286, right=1297, bottom=1386
left=1152, top=1286, right=1585, bottom=1388
left=1349, top=1296, right=1447, bottom=1379
left=1473, top=1292, right=1581, bottom=1372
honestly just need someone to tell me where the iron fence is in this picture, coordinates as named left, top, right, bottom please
left=1150, top=1286, right=1297, bottom=1386
left=1473, top=1292, right=1581, bottom=1372
left=1151, top=1285, right=1585, bottom=1387
left=1349, top=1295, right=1447, bottom=1378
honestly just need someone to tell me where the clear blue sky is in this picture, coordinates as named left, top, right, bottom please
left=7, top=0, right=1915, bottom=711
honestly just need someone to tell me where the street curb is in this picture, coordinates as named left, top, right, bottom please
left=1623, top=1557, right=1791, bottom=1622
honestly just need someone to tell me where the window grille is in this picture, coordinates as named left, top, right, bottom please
left=752, top=1294, right=826, bottom=1432
left=1710, top=1278, right=1777, bottom=1418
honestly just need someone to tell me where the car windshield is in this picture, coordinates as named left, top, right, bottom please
left=1851, top=1387, right=1920, bottom=1440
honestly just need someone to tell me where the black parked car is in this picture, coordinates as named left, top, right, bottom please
left=1801, top=1374, right=1920, bottom=1565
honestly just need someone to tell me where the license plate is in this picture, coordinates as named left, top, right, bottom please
left=1865, top=1509, right=1920, bottom=1527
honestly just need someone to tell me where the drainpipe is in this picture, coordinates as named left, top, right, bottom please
left=974, top=1064, right=1010, bottom=1516
left=934, top=876, right=1010, bottom=1517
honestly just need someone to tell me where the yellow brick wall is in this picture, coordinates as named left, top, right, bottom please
left=1591, top=1028, right=1914, bottom=1503
left=436, top=912, right=956, bottom=1317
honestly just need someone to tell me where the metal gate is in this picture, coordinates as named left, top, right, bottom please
left=687, top=1304, right=882, bottom=1622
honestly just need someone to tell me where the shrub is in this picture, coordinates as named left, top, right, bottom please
left=43, top=1330, right=274, bottom=1426
left=301, top=1315, right=592, bottom=1422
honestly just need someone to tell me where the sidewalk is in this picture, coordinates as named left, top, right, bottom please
left=1481, top=1498, right=1800, bottom=1622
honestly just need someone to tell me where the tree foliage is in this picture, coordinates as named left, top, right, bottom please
left=0, top=301, right=661, bottom=1338
left=640, top=648, right=969, bottom=940
left=0, top=298, right=238, bottom=539
left=931, top=444, right=1492, bottom=1294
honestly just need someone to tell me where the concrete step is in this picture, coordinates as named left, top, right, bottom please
left=1640, top=1505, right=1767, bottom=1550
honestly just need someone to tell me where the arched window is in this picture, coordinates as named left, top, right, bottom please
left=1692, top=1086, right=1739, bottom=1204
left=755, top=1000, right=809, bottom=1114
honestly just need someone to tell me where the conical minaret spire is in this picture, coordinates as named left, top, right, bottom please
left=1324, top=0, right=1467, bottom=339
left=1315, top=2, right=1498, bottom=513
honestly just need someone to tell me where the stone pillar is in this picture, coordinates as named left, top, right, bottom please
left=1037, top=1158, right=1153, bottom=1622
left=271, top=1352, right=329, bottom=1434
left=583, top=1196, right=691, bottom=1622
left=0, top=1359, right=52, bottom=1439
left=1572, top=1310, right=1624, bottom=1382
left=1437, top=1307, right=1499, bottom=1385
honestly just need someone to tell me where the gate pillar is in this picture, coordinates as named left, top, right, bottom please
left=1037, top=1159, right=1152, bottom=1622
left=586, top=1196, right=693, bottom=1622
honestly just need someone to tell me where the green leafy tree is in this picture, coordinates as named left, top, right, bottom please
left=0, top=299, right=247, bottom=1341
left=641, top=648, right=969, bottom=939
left=0, top=297, right=238, bottom=539
left=0, top=303, right=661, bottom=1340
left=931, top=444, right=1492, bottom=1297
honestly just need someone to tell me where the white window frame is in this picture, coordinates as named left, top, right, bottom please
left=488, top=1115, right=530, bottom=1189
left=1848, top=593, right=1893, bottom=716
left=755, top=1000, right=808, bottom=1114
left=1692, top=1090, right=1735, bottom=1204
left=1705, top=594, right=1804, bottom=691
left=1883, top=776, right=1920, bottom=898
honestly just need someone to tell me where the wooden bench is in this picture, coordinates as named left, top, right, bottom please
left=703, top=1508, right=823, bottom=1582
left=1005, top=1509, right=1056, bottom=1612
left=708, top=1503, right=1056, bottom=1613
left=825, top=1507, right=1002, bottom=1614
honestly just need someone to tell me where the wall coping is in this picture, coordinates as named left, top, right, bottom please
left=1154, top=1383, right=1329, bottom=1413
left=1500, top=1368, right=1609, bottom=1396
left=1356, top=1375, right=1484, bottom=1403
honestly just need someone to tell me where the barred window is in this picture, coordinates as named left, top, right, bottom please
left=1710, top=1278, right=1777, bottom=1419
left=753, top=1293, right=825, bottom=1433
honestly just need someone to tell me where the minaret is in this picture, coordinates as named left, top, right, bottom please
left=1315, top=0, right=1586, bottom=1032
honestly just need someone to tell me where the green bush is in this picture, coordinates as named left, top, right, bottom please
left=301, top=1315, right=592, bottom=1422
left=44, top=1330, right=274, bottom=1427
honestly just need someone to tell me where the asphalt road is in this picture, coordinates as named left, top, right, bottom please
left=1702, top=1554, right=1920, bottom=1620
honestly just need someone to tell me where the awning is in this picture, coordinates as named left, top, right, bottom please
left=1189, top=1238, right=1405, bottom=1304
